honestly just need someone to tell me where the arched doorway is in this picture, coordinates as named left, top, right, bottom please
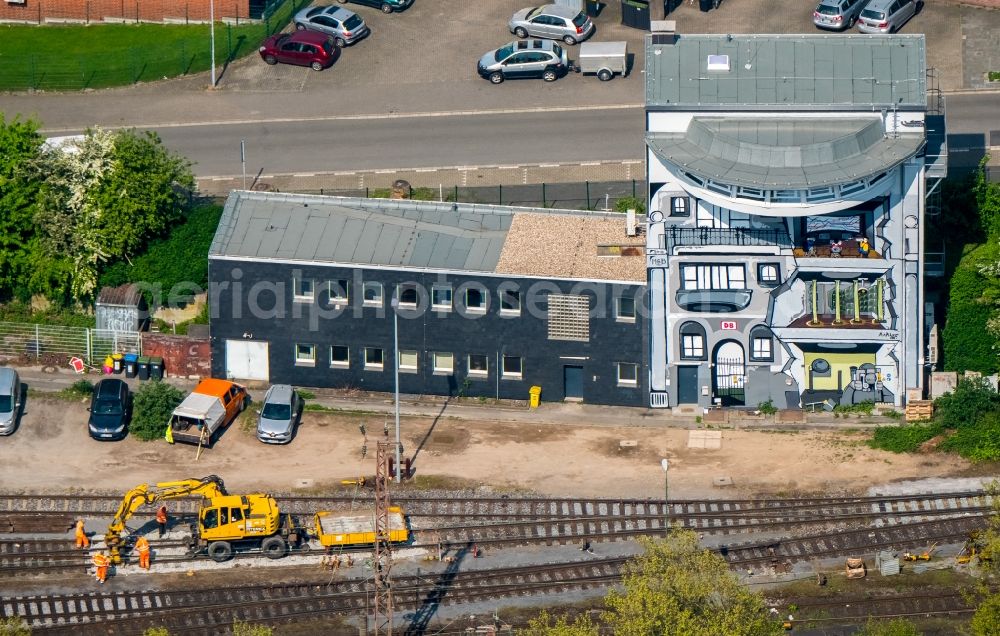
left=713, top=340, right=745, bottom=406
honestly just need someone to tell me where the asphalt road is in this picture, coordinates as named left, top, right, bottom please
left=152, top=106, right=645, bottom=176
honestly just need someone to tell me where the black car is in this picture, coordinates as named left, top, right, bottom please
left=88, top=379, right=131, bottom=441
left=336, top=0, right=411, bottom=14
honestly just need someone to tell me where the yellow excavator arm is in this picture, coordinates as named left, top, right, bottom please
left=105, top=475, right=228, bottom=563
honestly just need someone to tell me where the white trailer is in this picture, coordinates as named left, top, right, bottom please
left=576, top=41, right=627, bottom=81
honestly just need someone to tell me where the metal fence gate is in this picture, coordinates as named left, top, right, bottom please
left=714, top=356, right=746, bottom=406
left=0, top=322, right=141, bottom=367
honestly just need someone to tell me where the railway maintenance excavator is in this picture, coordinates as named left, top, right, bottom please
left=104, top=475, right=302, bottom=564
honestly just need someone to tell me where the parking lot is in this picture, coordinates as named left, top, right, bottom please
left=218, top=0, right=989, bottom=97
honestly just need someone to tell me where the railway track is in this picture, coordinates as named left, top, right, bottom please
left=784, top=589, right=979, bottom=626
left=5, top=517, right=989, bottom=634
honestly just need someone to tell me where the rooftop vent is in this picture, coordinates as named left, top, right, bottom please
left=706, top=54, right=730, bottom=72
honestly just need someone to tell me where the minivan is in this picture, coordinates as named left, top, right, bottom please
left=857, top=0, right=920, bottom=33
left=0, top=367, right=22, bottom=435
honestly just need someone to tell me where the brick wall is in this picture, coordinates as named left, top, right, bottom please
left=0, top=0, right=251, bottom=24
left=142, top=333, right=211, bottom=379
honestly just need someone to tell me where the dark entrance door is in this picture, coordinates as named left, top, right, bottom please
left=563, top=366, right=584, bottom=401
left=676, top=366, right=699, bottom=404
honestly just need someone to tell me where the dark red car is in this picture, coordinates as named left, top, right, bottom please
left=259, top=30, right=339, bottom=71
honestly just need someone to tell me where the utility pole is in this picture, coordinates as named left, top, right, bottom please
left=372, top=440, right=394, bottom=635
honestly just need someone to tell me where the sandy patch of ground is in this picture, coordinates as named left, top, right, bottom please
left=0, top=396, right=983, bottom=499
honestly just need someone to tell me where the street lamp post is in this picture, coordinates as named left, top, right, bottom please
left=391, top=297, right=401, bottom=483
left=660, top=458, right=669, bottom=537
left=209, top=0, right=216, bottom=87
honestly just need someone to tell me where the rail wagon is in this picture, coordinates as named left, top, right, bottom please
left=314, top=506, right=409, bottom=548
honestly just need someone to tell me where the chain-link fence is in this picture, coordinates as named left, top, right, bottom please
left=0, top=322, right=140, bottom=367
left=285, top=180, right=648, bottom=211
left=0, top=0, right=307, bottom=91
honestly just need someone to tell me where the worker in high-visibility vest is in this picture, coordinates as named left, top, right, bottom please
left=93, top=551, right=110, bottom=584
left=156, top=505, right=168, bottom=538
left=75, top=519, right=90, bottom=549
left=135, top=536, right=151, bottom=570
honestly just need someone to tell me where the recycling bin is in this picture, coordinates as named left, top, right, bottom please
left=150, top=356, right=164, bottom=381
left=124, top=353, right=139, bottom=378
left=137, top=356, right=151, bottom=381
left=529, top=386, right=542, bottom=408
left=112, top=353, right=124, bottom=374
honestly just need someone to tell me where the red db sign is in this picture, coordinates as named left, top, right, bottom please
left=720, top=321, right=737, bottom=330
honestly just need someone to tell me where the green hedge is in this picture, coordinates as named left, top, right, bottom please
left=868, top=424, right=943, bottom=454
left=99, top=204, right=223, bottom=306
left=942, top=259, right=1000, bottom=374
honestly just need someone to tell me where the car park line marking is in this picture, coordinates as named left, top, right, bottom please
left=38, top=104, right=644, bottom=134
left=538, top=163, right=560, bottom=168
left=414, top=168, right=437, bottom=172
left=293, top=173, right=317, bottom=177
left=580, top=161, right=601, bottom=166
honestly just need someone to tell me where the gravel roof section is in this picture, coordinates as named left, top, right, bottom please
left=496, top=213, right=646, bottom=282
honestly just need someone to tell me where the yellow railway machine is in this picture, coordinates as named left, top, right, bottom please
left=314, top=506, right=409, bottom=548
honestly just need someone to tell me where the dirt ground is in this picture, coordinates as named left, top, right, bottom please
left=0, top=395, right=986, bottom=499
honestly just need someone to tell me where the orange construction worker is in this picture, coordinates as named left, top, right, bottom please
left=156, top=505, right=168, bottom=538
left=135, top=536, right=151, bottom=570
left=93, top=550, right=110, bottom=584
left=75, top=519, right=90, bottom=549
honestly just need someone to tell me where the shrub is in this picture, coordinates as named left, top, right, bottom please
left=69, top=379, right=94, bottom=396
left=833, top=401, right=875, bottom=415
left=614, top=196, right=646, bottom=214
left=868, top=424, right=943, bottom=453
left=131, top=381, right=185, bottom=441
left=934, top=376, right=1000, bottom=430
left=232, top=621, right=272, bottom=636
left=297, top=389, right=315, bottom=400
left=937, top=410, right=1000, bottom=461
left=757, top=399, right=777, bottom=415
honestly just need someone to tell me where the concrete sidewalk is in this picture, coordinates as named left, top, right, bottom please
left=14, top=364, right=896, bottom=431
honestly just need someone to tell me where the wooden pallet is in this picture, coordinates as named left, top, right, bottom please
left=905, top=400, right=934, bottom=422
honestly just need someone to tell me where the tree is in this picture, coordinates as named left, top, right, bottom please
left=131, top=381, right=184, bottom=441
left=35, top=127, right=194, bottom=303
left=856, top=618, right=922, bottom=636
left=0, top=617, right=31, bottom=635
left=603, top=532, right=782, bottom=636
left=142, top=629, right=170, bottom=636
left=520, top=610, right=598, bottom=636
left=0, top=114, right=44, bottom=303
left=972, top=593, right=1000, bottom=636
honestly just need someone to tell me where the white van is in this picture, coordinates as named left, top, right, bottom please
left=0, top=367, right=22, bottom=435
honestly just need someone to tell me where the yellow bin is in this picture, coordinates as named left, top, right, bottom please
left=529, top=386, right=542, bottom=408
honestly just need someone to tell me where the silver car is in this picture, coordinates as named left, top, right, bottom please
left=0, top=367, right=21, bottom=436
left=256, top=384, right=303, bottom=444
left=813, top=0, right=868, bottom=30
left=508, top=4, right=594, bottom=45
left=294, top=5, right=369, bottom=47
left=857, top=0, right=920, bottom=33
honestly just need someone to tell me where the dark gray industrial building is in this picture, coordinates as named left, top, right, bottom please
left=208, top=192, right=648, bottom=406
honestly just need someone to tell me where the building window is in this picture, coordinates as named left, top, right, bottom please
left=500, top=289, right=521, bottom=315
left=399, top=350, right=418, bottom=372
left=548, top=294, right=590, bottom=342
left=616, top=296, right=636, bottom=323
left=468, top=354, right=488, bottom=377
left=364, top=347, right=384, bottom=371
left=431, top=285, right=453, bottom=311
left=329, top=279, right=349, bottom=303
left=363, top=282, right=383, bottom=307
left=757, top=264, right=780, bottom=287
left=681, top=265, right=747, bottom=290
left=750, top=326, right=774, bottom=362
left=502, top=355, right=523, bottom=379
left=466, top=287, right=486, bottom=312
left=617, top=362, right=638, bottom=386
left=295, top=343, right=316, bottom=366
left=679, top=322, right=707, bottom=360
left=330, top=345, right=350, bottom=368
left=398, top=283, right=418, bottom=307
left=433, top=352, right=454, bottom=374
left=293, top=277, right=314, bottom=302
left=670, top=197, right=689, bottom=217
